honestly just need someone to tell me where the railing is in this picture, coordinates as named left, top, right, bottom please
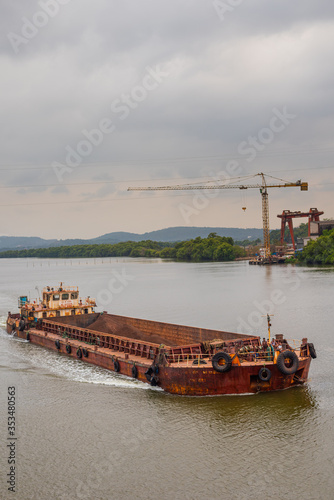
left=164, top=339, right=303, bottom=365
left=84, top=299, right=96, bottom=306
left=164, top=344, right=202, bottom=364
left=44, top=286, right=79, bottom=292
left=283, top=339, right=302, bottom=350
left=42, top=320, right=165, bottom=360
left=167, top=348, right=275, bottom=365
left=40, top=319, right=305, bottom=365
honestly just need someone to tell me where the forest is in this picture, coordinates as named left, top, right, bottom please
left=297, top=229, right=334, bottom=265
left=0, top=233, right=246, bottom=262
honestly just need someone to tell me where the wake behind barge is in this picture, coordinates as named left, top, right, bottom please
left=6, top=284, right=316, bottom=396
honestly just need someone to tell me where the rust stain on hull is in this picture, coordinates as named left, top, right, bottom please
left=7, top=311, right=314, bottom=396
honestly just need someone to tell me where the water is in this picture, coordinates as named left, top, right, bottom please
left=0, top=258, right=333, bottom=499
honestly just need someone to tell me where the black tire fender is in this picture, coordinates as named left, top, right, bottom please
left=150, top=375, right=159, bottom=387
left=132, top=365, right=138, bottom=378
left=277, top=351, right=299, bottom=375
left=55, top=340, right=60, bottom=350
left=26, top=331, right=30, bottom=341
left=82, top=348, right=88, bottom=358
left=258, top=366, right=272, bottom=382
left=66, top=344, right=71, bottom=354
left=76, top=348, right=82, bottom=359
left=308, top=343, right=317, bottom=359
left=114, top=359, right=120, bottom=372
left=212, top=352, right=232, bottom=373
left=145, top=366, right=153, bottom=382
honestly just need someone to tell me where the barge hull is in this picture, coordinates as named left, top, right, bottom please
left=9, top=316, right=312, bottom=396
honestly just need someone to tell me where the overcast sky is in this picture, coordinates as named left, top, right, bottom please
left=1, top=0, right=334, bottom=239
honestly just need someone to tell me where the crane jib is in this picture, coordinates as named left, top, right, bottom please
left=127, top=176, right=308, bottom=262
left=127, top=182, right=308, bottom=191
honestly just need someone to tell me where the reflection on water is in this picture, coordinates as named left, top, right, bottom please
left=145, top=384, right=318, bottom=435
left=0, top=258, right=333, bottom=500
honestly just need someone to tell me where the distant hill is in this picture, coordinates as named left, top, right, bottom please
left=0, top=236, right=58, bottom=252
left=90, top=227, right=263, bottom=244
left=0, top=235, right=85, bottom=252
left=0, top=226, right=263, bottom=251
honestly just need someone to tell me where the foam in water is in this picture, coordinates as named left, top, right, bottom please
left=0, top=323, right=162, bottom=391
left=0, top=315, right=7, bottom=328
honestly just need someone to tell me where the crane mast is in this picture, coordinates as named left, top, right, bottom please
left=128, top=173, right=308, bottom=262
left=260, top=173, right=271, bottom=259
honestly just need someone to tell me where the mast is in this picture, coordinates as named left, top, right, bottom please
left=260, top=173, right=271, bottom=260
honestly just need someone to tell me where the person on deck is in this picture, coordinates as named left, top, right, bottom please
left=262, top=338, right=268, bottom=350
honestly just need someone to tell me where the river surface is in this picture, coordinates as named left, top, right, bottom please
left=0, top=258, right=333, bottom=500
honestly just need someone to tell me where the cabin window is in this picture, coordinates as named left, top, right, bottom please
left=62, top=293, right=69, bottom=300
left=53, top=294, right=60, bottom=301
left=56, top=310, right=60, bottom=317
left=43, top=312, right=47, bottom=318
left=71, top=293, right=78, bottom=300
left=84, top=308, right=88, bottom=314
left=71, top=309, right=75, bottom=315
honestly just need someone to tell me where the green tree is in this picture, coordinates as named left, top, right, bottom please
left=213, top=243, right=235, bottom=261
left=298, top=229, right=334, bottom=265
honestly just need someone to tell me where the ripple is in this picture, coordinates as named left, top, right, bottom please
left=0, top=325, right=162, bottom=392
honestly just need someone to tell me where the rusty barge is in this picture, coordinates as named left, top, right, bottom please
left=6, top=284, right=316, bottom=396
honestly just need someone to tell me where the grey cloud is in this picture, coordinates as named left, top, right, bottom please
left=0, top=1, right=333, bottom=237
left=51, top=184, right=69, bottom=194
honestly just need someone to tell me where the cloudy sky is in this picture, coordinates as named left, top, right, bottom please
left=1, top=0, right=334, bottom=239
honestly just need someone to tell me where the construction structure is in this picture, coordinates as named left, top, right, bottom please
left=277, top=208, right=324, bottom=251
left=307, top=219, right=334, bottom=244
left=128, top=173, right=308, bottom=263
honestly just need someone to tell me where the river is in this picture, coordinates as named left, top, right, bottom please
left=0, top=258, right=333, bottom=500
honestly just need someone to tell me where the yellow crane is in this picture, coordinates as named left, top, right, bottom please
left=128, top=172, right=308, bottom=261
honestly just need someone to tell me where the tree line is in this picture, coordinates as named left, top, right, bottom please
left=296, top=228, right=334, bottom=265
left=0, top=233, right=246, bottom=262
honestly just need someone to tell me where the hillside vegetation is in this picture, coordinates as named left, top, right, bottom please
left=270, top=222, right=308, bottom=244
left=297, top=229, right=334, bottom=265
left=0, top=233, right=246, bottom=262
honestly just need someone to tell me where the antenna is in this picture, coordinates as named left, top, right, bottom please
left=262, top=313, right=274, bottom=343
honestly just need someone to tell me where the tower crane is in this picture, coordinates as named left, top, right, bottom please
left=128, top=173, right=308, bottom=261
